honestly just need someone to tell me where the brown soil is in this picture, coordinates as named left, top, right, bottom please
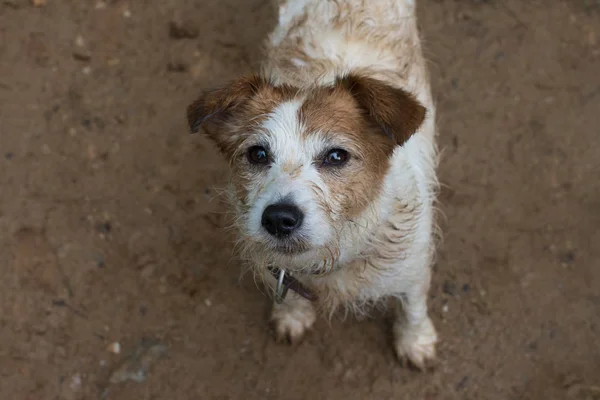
left=1, top=1, right=599, bottom=399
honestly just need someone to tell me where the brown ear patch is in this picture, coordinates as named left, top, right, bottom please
left=186, top=75, right=298, bottom=156
left=336, top=74, right=427, bottom=145
left=186, top=75, right=268, bottom=134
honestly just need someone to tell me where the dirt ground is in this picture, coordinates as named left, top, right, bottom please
left=1, top=0, right=599, bottom=399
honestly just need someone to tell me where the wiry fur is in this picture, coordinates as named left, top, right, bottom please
left=187, top=0, right=440, bottom=369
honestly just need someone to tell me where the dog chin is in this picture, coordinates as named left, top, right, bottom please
left=265, top=239, right=312, bottom=256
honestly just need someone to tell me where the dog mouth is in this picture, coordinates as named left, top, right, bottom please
left=269, top=239, right=311, bottom=255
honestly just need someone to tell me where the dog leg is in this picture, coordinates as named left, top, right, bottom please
left=393, top=283, right=437, bottom=370
left=270, top=291, right=316, bottom=345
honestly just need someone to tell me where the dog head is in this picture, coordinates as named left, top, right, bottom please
left=187, top=74, right=426, bottom=273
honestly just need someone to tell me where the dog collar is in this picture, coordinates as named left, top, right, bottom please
left=268, top=267, right=318, bottom=304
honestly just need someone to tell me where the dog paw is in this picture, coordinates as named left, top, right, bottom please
left=270, top=301, right=316, bottom=345
left=394, top=317, right=437, bottom=370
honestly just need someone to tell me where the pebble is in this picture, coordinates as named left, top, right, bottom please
left=456, top=376, right=469, bottom=391
left=75, top=35, right=85, bottom=48
left=168, top=20, right=199, bottom=39
left=442, top=280, right=456, bottom=296
left=69, top=374, right=82, bottom=391
left=109, top=340, right=167, bottom=384
left=167, top=61, right=188, bottom=73
left=106, top=342, right=121, bottom=354
left=73, top=35, right=92, bottom=61
left=87, top=143, right=97, bottom=159
left=589, top=30, right=597, bottom=47
left=94, top=253, right=105, bottom=268
left=560, top=251, right=575, bottom=265
left=96, top=221, right=112, bottom=235
left=73, top=50, right=91, bottom=62
left=32, top=0, right=46, bottom=7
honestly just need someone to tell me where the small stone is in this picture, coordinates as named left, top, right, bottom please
left=108, top=340, right=167, bottom=384
left=32, top=0, right=46, bottom=7
left=32, top=323, right=47, bottom=335
left=560, top=251, right=575, bottom=265
left=456, top=376, right=469, bottom=391
left=95, top=1, right=106, bottom=9
left=140, top=263, right=156, bottom=279
left=442, top=281, right=456, bottom=296
left=56, top=346, right=67, bottom=357
left=75, top=35, right=85, bottom=48
left=94, top=254, right=105, bottom=268
left=69, top=374, right=82, bottom=391
left=106, top=342, right=121, bottom=354
left=589, top=30, right=597, bottom=46
left=442, top=304, right=449, bottom=313
left=115, top=113, right=127, bottom=124
left=96, top=221, right=112, bottom=235
left=204, top=298, right=212, bottom=307
left=87, top=143, right=97, bottom=159
left=168, top=20, right=199, bottom=39
left=167, top=61, right=188, bottom=73
left=122, top=8, right=131, bottom=18
left=82, top=66, right=91, bottom=75
left=73, top=50, right=91, bottom=62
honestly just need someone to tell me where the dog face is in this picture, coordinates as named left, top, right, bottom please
left=187, top=74, right=426, bottom=273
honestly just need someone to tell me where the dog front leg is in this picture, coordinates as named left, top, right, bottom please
left=392, top=281, right=437, bottom=370
left=270, top=290, right=316, bottom=345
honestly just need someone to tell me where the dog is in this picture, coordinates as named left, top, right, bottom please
left=186, top=0, right=439, bottom=369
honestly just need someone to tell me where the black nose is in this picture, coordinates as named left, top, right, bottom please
left=261, top=203, right=304, bottom=237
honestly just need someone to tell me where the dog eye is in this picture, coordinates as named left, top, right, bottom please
left=323, top=149, right=349, bottom=166
left=247, top=146, right=270, bottom=165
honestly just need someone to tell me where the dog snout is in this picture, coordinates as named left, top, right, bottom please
left=261, top=203, right=304, bottom=237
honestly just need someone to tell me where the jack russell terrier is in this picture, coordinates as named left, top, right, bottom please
left=187, top=0, right=439, bottom=369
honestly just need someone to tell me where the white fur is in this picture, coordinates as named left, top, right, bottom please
left=245, top=100, right=334, bottom=252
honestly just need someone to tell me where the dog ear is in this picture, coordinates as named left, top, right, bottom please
left=186, top=75, right=268, bottom=134
left=186, top=75, right=275, bottom=157
left=337, top=74, right=427, bottom=145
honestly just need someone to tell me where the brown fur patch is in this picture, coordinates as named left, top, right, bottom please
left=297, top=83, right=391, bottom=219
left=187, top=75, right=300, bottom=208
left=186, top=75, right=297, bottom=156
left=292, top=75, right=426, bottom=220
left=337, top=74, right=426, bottom=145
